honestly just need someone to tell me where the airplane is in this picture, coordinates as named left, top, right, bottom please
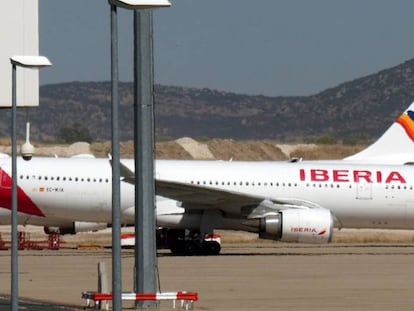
left=1, top=102, right=414, bottom=255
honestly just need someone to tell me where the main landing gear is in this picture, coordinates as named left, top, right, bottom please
left=158, top=229, right=221, bottom=256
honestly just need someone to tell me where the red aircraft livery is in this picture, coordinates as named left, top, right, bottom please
left=299, top=168, right=407, bottom=184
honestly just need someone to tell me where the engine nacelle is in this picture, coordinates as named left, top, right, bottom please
left=44, top=221, right=108, bottom=235
left=259, top=209, right=334, bottom=244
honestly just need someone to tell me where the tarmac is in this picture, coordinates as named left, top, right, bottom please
left=0, top=296, right=82, bottom=310
left=0, top=243, right=414, bottom=310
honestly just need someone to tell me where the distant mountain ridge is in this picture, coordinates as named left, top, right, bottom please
left=3, top=58, right=414, bottom=142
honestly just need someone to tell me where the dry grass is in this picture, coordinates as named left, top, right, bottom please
left=90, top=141, right=111, bottom=157
left=291, top=144, right=366, bottom=160
left=94, top=141, right=367, bottom=161
left=0, top=138, right=369, bottom=161
left=0, top=138, right=10, bottom=146
left=218, top=229, right=414, bottom=245
left=333, top=229, right=414, bottom=243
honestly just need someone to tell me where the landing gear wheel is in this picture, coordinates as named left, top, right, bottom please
left=165, top=229, right=222, bottom=255
left=184, top=241, right=198, bottom=256
left=202, top=241, right=221, bottom=255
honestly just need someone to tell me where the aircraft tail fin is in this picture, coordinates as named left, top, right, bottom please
left=343, top=102, right=414, bottom=164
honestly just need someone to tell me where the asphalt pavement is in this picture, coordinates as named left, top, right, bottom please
left=0, top=296, right=83, bottom=310
left=2, top=243, right=414, bottom=310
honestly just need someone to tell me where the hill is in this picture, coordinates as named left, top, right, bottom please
left=3, top=58, right=414, bottom=142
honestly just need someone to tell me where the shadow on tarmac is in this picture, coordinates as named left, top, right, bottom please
left=0, top=296, right=83, bottom=310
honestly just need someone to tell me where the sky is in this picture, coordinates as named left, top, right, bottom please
left=39, top=0, right=414, bottom=97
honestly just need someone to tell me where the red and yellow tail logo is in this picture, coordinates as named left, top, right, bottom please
left=396, top=110, right=414, bottom=142
left=318, top=228, right=327, bottom=236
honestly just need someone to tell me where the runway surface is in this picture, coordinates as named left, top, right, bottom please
left=0, top=243, right=414, bottom=310
left=0, top=296, right=82, bottom=310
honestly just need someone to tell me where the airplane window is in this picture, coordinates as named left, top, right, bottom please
left=75, top=178, right=78, bottom=182
left=105, top=179, right=109, bottom=183
left=56, top=177, right=60, bottom=181
left=270, top=182, right=273, bottom=186
left=45, top=176, right=48, bottom=181
left=87, top=178, right=90, bottom=182
left=19, top=175, right=23, bottom=179
left=38, top=176, right=42, bottom=180
left=288, top=183, right=291, bottom=187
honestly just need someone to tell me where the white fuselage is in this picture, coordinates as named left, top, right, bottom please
left=156, top=160, right=414, bottom=230
left=0, top=156, right=414, bottom=231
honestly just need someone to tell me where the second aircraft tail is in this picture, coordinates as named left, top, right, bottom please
left=343, top=102, right=414, bottom=164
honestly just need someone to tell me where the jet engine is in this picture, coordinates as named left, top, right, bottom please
left=256, top=209, right=334, bottom=244
left=44, top=221, right=108, bottom=235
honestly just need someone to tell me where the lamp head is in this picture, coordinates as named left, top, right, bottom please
left=109, top=0, right=171, bottom=9
left=10, top=56, right=52, bottom=69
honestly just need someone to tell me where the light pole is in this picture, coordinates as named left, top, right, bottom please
left=9, top=55, right=51, bottom=311
left=133, top=9, right=157, bottom=309
left=109, top=4, right=122, bottom=311
left=108, top=0, right=170, bottom=310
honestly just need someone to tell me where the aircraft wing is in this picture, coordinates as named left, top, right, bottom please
left=118, top=160, right=323, bottom=217
left=156, top=180, right=263, bottom=207
left=156, top=179, right=323, bottom=218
